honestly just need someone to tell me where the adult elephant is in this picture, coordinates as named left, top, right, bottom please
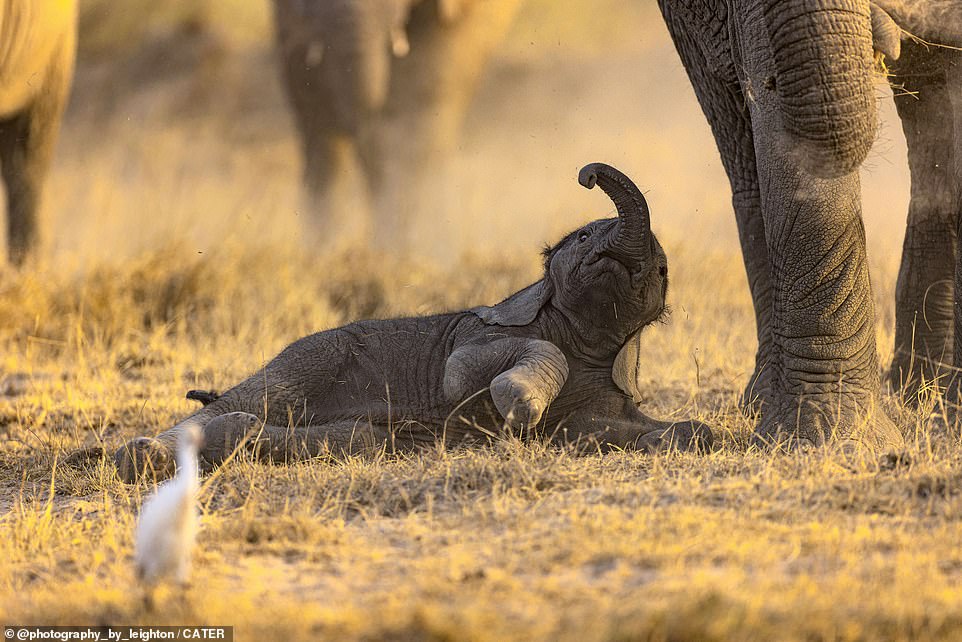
left=272, top=0, right=522, bottom=249
left=0, top=0, right=77, bottom=266
left=655, top=0, right=962, bottom=449
left=873, top=1, right=962, bottom=404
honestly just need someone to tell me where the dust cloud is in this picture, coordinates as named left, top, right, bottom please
left=46, top=0, right=909, bottom=271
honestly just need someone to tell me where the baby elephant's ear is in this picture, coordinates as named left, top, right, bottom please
left=612, top=330, right=644, bottom=402
left=472, top=280, right=553, bottom=327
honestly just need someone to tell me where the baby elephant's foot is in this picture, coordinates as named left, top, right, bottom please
left=490, top=371, right=547, bottom=431
left=637, top=421, right=715, bottom=454
left=114, top=437, right=176, bottom=483
left=200, top=412, right=263, bottom=466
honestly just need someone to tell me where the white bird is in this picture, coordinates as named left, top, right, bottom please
left=134, top=423, right=203, bottom=589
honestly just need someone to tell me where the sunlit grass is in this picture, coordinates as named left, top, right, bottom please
left=3, top=238, right=961, bottom=640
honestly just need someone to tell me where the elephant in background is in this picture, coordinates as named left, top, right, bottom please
left=0, top=0, right=77, bottom=266
left=655, top=0, right=962, bottom=448
left=272, top=0, right=523, bottom=249
left=872, top=1, right=962, bottom=403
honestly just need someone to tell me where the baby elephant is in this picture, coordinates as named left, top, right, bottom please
left=114, top=163, right=713, bottom=481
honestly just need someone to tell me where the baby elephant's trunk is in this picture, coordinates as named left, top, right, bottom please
left=578, top=162, right=652, bottom=268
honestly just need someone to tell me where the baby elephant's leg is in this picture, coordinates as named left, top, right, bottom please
left=632, top=420, right=715, bottom=454
left=115, top=412, right=220, bottom=482
left=123, top=411, right=432, bottom=478
left=257, top=421, right=396, bottom=462
left=199, top=412, right=263, bottom=467
left=114, top=436, right=177, bottom=481
left=559, top=413, right=714, bottom=454
left=200, top=415, right=426, bottom=466
left=444, top=338, right=569, bottom=431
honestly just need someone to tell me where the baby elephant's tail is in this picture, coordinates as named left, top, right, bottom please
left=185, top=389, right=220, bottom=406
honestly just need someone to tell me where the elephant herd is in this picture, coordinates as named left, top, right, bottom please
left=272, top=0, right=523, bottom=247
left=4, top=0, right=962, bottom=459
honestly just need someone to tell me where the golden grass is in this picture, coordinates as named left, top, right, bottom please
left=2, top=1, right=955, bottom=639
left=5, top=238, right=961, bottom=640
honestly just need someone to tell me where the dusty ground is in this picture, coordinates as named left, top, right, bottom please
left=2, top=1, right=960, bottom=640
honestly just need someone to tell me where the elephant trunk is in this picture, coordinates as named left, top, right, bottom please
left=764, top=0, right=877, bottom=178
left=578, top=163, right=651, bottom=268
left=327, top=3, right=393, bottom=133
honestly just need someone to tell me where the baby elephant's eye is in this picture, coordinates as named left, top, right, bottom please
left=578, top=231, right=590, bottom=243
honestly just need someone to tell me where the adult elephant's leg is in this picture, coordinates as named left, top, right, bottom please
left=733, top=189, right=776, bottom=409
left=361, top=0, right=522, bottom=250
left=657, top=4, right=775, bottom=411
left=730, top=0, right=902, bottom=450
left=0, top=110, right=43, bottom=266
left=946, top=59, right=962, bottom=406
left=751, top=156, right=901, bottom=448
left=889, top=43, right=958, bottom=401
left=298, top=127, right=365, bottom=246
left=0, top=36, right=73, bottom=266
left=278, top=47, right=368, bottom=247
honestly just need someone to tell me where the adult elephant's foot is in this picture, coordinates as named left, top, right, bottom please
left=114, top=437, right=176, bottom=483
left=752, top=392, right=903, bottom=452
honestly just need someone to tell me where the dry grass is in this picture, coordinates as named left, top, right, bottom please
left=1, top=1, right=957, bottom=640
left=7, top=239, right=961, bottom=640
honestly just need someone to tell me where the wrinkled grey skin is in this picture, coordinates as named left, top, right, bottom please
left=658, top=0, right=914, bottom=448
left=114, top=163, right=714, bottom=482
left=869, top=1, right=962, bottom=403
left=272, top=0, right=522, bottom=249
left=0, top=0, right=77, bottom=266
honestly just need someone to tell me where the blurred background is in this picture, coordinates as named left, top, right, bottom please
left=49, top=0, right=909, bottom=267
